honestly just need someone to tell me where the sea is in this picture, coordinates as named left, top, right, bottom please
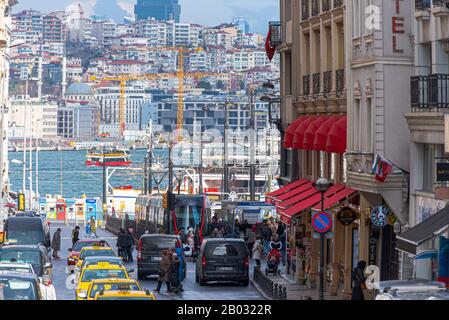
left=8, top=148, right=168, bottom=199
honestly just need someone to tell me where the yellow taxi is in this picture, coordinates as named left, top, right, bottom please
left=76, top=262, right=130, bottom=300
left=75, top=246, right=116, bottom=272
left=84, top=278, right=142, bottom=301
left=94, top=290, right=157, bottom=300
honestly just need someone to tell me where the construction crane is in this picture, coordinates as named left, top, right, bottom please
left=90, top=70, right=216, bottom=140
left=78, top=3, right=84, bottom=19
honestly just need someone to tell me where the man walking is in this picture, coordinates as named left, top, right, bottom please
left=116, top=228, right=127, bottom=260
left=71, top=226, right=80, bottom=247
left=90, top=217, right=97, bottom=238
left=125, top=229, right=134, bottom=263
left=51, top=228, right=61, bottom=259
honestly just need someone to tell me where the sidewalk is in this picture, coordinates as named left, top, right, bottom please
left=251, top=266, right=343, bottom=300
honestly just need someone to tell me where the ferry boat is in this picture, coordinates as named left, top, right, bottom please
left=86, top=147, right=132, bottom=167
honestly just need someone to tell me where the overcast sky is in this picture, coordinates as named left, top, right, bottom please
left=13, top=0, right=279, bottom=33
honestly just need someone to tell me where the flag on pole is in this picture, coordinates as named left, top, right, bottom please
left=372, top=154, right=393, bottom=183
left=265, top=29, right=276, bottom=62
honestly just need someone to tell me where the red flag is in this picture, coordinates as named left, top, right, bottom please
left=265, top=29, right=276, bottom=62
left=372, top=154, right=393, bottom=183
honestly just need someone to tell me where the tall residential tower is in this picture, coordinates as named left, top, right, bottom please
left=135, top=0, right=181, bottom=22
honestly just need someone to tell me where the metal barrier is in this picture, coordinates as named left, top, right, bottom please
left=253, top=267, right=287, bottom=300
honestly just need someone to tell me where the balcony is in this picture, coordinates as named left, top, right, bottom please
left=336, top=69, right=345, bottom=97
left=411, top=74, right=449, bottom=109
left=322, top=0, right=331, bottom=12
left=415, top=0, right=431, bottom=19
left=432, top=0, right=449, bottom=16
left=312, top=0, right=319, bottom=17
left=312, top=73, right=321, bottom=98
left=323, top=71, right=332, bottom=97
left=302, top=0, right=310, bottom=21
left=303, top=75, right=311, bottom=96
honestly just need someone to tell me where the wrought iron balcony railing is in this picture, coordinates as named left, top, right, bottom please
left=313, top=73, right=321, bottom=98
left=411, top=74, right=449, bottom=109
left=333, top=0, right=342, bottom=9
left=269, top=21, right=282, bottom=46
left=336, top=69, right=345, bottom=97
left=433, top=0, right=449, bottom=9
left=303, top=75, right=311, bottom=96
left=302, top=0, right=310, bottom=21
left=323, top=71, right=332, bottom=96
left=312, top=0, right=319, bottom=16
left=415, top=0, right=431, bottom=11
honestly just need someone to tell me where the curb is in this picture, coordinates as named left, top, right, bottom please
left=250, top=279, right=274, bottom=301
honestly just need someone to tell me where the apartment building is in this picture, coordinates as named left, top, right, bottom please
left=398, top=0, right=449, bottom=282
left=57, top=101, right=99, bottom=140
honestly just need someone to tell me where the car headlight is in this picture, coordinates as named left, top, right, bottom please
left=375, top=293, right=394, bottom=300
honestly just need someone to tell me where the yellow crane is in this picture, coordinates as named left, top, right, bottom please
left=90, top=46, right=223, bottom=140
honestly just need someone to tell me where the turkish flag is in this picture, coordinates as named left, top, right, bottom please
left=265, top=29, right=276, bottom=62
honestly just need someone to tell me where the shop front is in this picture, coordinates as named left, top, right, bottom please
left=265, top=179, right=358, bottom=297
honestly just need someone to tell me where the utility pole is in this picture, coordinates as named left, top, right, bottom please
left=223, top=102, right=229, bottom=198
left=167, top=143, right=174, bottom=233
left=29, top=115, right=33, bottom=210
left=199, top=122, right=203, bottom=195
left=22, top=77, right=28, bottom=206
left=249, top=87, right=256, bottom=201
left=35, top=146, right=39, bottom=205
left=102, top=146, right=107, bottom=219
left=143, top=154, right=148, bottom=195
left=148, top=121, right=153, bottom=194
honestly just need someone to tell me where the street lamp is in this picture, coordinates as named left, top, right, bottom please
left=313, top=177, right=333, bottom=301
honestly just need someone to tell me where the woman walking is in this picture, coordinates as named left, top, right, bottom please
left=252, top=237, right=263, bottom=267
left=352, top=261, right=367, bottom=300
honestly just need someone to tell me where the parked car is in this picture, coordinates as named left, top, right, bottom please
left=196, top=238, right=249, bottom=286
left=3, top=216, right=51, bottom=252
left=0, top=244, right=52, bottom=278
left=137, top=234, right=180, bottom=280
left=375, top=279, right=449, bottom=300
left=0, top=271, right=42, bottom=300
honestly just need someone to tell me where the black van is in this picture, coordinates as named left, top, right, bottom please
left=136, top=234, right=180, bottom=280
left=196, top=239, right=249, bottom=286
left=3, top=217, right=51, bottom=251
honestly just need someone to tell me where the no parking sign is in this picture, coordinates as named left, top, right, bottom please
left=312, top=211, right=333, bottom=234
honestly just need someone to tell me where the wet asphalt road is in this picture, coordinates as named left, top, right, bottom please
left=49, top=222, right=265, bottom=301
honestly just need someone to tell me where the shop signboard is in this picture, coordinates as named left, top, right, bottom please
left=370, top=206, right=389, bottom=227
left=437, top=162, right=449, bottom=182
left=369, top=234, right=378, bottom=267
left=337, top=207, right=357, bottom=226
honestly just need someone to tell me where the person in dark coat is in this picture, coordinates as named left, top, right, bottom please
left=276, top=221, right=285, bottom=236
left=116, top=229, right=127, bottom=260
left=168, top=252, right=183, bottom=294
left=125, top=229, right=134, bottom=263
left=154, top=250, right=172, bottom=293
left=352, top=261, right=367, bottom=300
left=239, top=219, right=251, bottom=236
left=71, top=226, right=80, bottom=247
left=51, top=228, right=61, bottom=259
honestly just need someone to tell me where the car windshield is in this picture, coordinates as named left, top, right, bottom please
left=0, top=250, right=41, bottom=275
left=0, top=266, right=32, bottom=274
left=84, top=260, right=123, bottom=269
left=73, top=241, right=109, bottom=252
left=81, top=269, right=127, bottom=282
left=142, top=237, right=178, bottom=251
left=5, top=231, right=43, bottom=245
left=0, top=278, right=37, bottom=300
left=89, top=283, right=140, bottom=298
left=205, top=243, right=246, bottom=257
left=80, top=250, right=114, bottom=260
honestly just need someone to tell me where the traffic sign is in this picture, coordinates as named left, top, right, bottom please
left=312, top=211, right=333, bottom=234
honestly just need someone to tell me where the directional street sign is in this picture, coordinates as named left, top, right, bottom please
left=312, top=211, right=333, bottom=234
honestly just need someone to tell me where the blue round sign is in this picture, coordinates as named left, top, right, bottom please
left=312, top=211, right=333, bottom=234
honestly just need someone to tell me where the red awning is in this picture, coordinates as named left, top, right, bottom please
left=276, top=185, right=317, bottom=210
left=280, top=214, right=291, bottom=225
left=280, top=184, right=346, bottom=218
left=327, top=116, right=347, bottom=153
left=265, top=179, right=309, bottom=204
left=314, top=116, right=341, bottom=151
left=292, top=116, right=316, bottom=149
left=283, top=118, right=305, bottom=148
left=303, top=116, right=330, bottom=150
left=312, top=187, right=357, bottom=211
